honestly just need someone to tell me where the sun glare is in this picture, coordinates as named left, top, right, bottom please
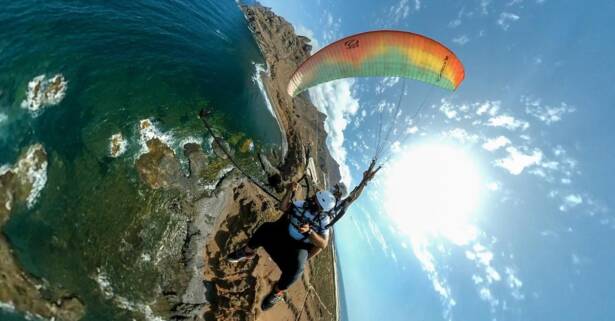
left=384, top=143, right=483, bottom=245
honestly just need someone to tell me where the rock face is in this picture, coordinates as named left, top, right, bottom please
left=0, top=145, right=85, bottom=321
left=179, top=4, right=341, bottom=321
left=241, top=4, right=342, bottom=187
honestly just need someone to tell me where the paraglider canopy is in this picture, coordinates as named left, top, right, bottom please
left=287, top=30, right=465, bottom=97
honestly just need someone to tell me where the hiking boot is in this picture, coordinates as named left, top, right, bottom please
left=226, top=246, right=256, bottom=263
left=261, top=289, right=284, bottom=311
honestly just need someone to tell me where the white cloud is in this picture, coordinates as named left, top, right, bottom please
left=309, top=79, right=359, bottom=187
left=482, top=136, right=511, bottom=151
left=507, top=0, right=525, bottom=6
left=481, top=0, right=492, bottom=15
left=497, top=12, right=520, bottom=30
left=449, top=19, right=462, bottom=28
left=479, top=287, right=499, bottom=309
left=445, top=128, right=480, bottom=144
left=321, top=11, right=341, bottom=43
left=559, top=194, right=583, bottom=212
left=476, top=100, right=501, bottom=116
left=294, top=25, right=321, bottom=52
left=453, top=35, right=470, bottom=45
left=487, top=114, right=529, bottom=131
left=495, top=146, right=542, bottom=175
left=505, top=267, right=525, bottom=300
left=440, top=103, right=459, bottom=119
left=388, top=0, right=420, bottom=23
left=523, top=97, right=576, bottom=125
left=411, top=239, right=456, bottom=321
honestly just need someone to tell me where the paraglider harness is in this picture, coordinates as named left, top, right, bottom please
left=285, top=196, right=334, bottom=242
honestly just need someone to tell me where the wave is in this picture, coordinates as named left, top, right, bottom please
left=202, top=165, right=234, bottom=191
left=21, top=74, right=67, bottom=115
left=252, top=63, right=275, bottom=119
left=252, top=62, right=288, bottom=156
left=14, top=144, right=48, bottom=208
left=93, top=268, right=165, bottom=321
left=0, top=301, right=16, bottom=314
left=137, top=119, right=174, bottom=158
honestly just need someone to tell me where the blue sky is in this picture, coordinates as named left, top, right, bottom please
left=257, top=1, right=614, bottom=321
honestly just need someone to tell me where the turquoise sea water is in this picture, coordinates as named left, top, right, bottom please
left=0, top=1, right=279, bottom=320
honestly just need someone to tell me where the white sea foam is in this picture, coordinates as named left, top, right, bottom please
left=109, top=132, right=128, bottom=158
left=115, top=297, right=165, bottom=321
left=0, top=300, right=16, bottom=313
left=0, top=164, right=10, bottom=175
left=0, top=112, right=7, bottom=124
left=252, top=62, right=287, bottom=156
left=94, top=268, right=115, bottom=299
left=93, top=268, right=165, bottom=321
left=202, top=165, right=234, bottom=191
left=14, top=145, right=48, bottom=208
left=252, top=63, right=275, bottom=117
left=21, top=74, right=67, bottom=115
left=137, top=119, right=174, bottom=157
left=1, top=165, right=12, bottom=211
left=179, top=136, right=203, bottom=149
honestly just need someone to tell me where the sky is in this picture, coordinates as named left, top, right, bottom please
left=256, top=1, right=614, bottom=321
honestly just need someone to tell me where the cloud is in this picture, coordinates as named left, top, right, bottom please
left=487, top=114, right=529, bottom=130
left=309, top=79, right=359, bottom=187
left=440, top=102, right=459, bottom=119
left=476, top=100, right=501, bottom=116
left=482, top=136, right=511, bottom=151
left=481, top=0, right=492, bottom=15
left=505, top=267, right=525, bottom=300
left=497, top=12, right=520, bottom=30
left=388, top=0, right=421, bottom=24
left=559, top=194, right=583, bottom=212
left=495, top=146, right=542, bottom=175
left=523, top=97, right=576, bottom=125
left=507, top=0, right=525, bottom=6
left=321, top=11, right=341, bottom=42
left=453, top=35, right=470, bottom=45
left=445, top=128, right=480, bottom=144
left=294, top=25, right=321, bottom=52
left=410, top=238, right=456, bottom=321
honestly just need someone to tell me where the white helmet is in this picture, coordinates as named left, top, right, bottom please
left=316, top=190, right=336, bottom=212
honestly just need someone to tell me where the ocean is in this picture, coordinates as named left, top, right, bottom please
left=0, top=1, right=280, bottom=320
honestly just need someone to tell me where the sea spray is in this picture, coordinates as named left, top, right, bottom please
left=13, top=145, right=48, bottom=208
left=21, top=74, right=67, bottom=115
left=137, top=119, right=174, bottom=158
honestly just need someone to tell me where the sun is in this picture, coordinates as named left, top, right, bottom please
left=383, top=143, right=484, bottom=245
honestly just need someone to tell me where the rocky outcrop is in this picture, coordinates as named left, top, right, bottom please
left=0, top=145, right=85, bottom=321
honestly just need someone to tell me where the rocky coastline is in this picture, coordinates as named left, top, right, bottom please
left=0, top=3, right=340, bottom=321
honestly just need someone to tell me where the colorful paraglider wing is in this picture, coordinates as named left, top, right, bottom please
left=287, top=30, right=465, bottom=97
